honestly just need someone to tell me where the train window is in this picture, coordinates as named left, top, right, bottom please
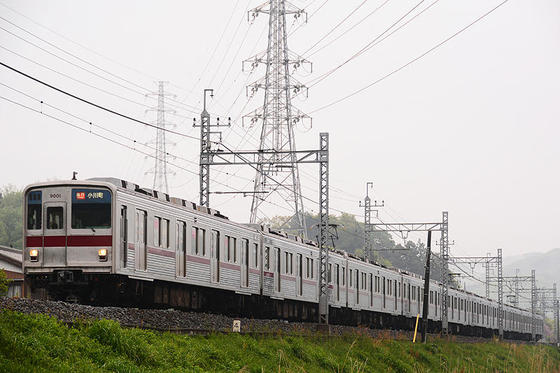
left=285, top=252, right=289, bottom=274
left=177, top=222, right=186, bottom=252
left=306, top=258, right=310, bottom=278
left=328, top=264, right=332, bottom=283
left=253, top=243, right=258, bottom=269
left=162, top=219, right=169, bottom=248
left=199, top=228, right=206, bottom=256
left=349, top=270, right=353, bottom=287
left=211, top=230, right=219, bottom=257
left=71, top=189, right=111, bottom=229
left=154, top=217, right=160, bottom=247
left=192, top=227, right=198, bottom=255
left=27, top=191, right=42, bottom=230
left=289, top=253, right=293, bottom=274
left=46, top=207, right=63, bottom=230
left=232, top=237, right=237, bottom=263
left=153, top=217, right=169, bottom=248
left=242, top=239, right=249, bottom=264
left=310, top=259, right=314, bottom=279
left=430, top=291, right=433, bottom=304
left=264, top=246, right=270, bottom=270
left=224, top=235, right=230, bottom=261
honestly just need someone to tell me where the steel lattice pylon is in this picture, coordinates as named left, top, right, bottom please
left=244, top=0, right=311, bottom=237
left=146, top=81, right=175, bottom=194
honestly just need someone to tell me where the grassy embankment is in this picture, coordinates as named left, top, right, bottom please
left=0, top=311, right=558, bottom=372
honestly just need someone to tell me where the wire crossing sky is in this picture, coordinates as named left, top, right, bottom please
left=0, top=0, right=559, bottom=259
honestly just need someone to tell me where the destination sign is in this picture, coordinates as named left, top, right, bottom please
left=72, top=188, right=111, bottom=204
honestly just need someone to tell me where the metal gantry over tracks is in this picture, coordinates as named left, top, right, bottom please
left=370, top=212, right=451, bottom=334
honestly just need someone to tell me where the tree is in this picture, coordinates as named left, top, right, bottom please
left=0, top=185, right=23, bottom=249
left=0, top=269, right=9, bottom=296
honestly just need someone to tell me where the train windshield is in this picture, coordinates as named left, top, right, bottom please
left=71, top=189, right=112, bottom=229
left=27, top=191, right=42, bottom=230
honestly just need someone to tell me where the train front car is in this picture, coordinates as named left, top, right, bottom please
left=23, top=180, right=116, bottom=302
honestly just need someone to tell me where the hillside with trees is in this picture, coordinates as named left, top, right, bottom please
left=0, top=186, right=22, bottom=250
left=264, top=213, right=446, bottom=281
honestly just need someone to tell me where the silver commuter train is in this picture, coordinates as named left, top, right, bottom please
left=22, top=177, right=542, bottom=339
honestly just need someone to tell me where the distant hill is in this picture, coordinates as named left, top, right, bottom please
left=503, top=248, right=560, bottom=288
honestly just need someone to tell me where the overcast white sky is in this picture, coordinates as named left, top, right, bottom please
left=1, top=0, right=559, bottom=259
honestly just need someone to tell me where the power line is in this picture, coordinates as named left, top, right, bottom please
left=0, top=61, right=204, bottom=142
left=0, top=45, right=192, bottom=120
left=301, top=0, right=370, bottom=56
left=304, top=0, right=392, bottom=58
left=306, top=0, right=427, bottom=87
left=0, top=1, right=175, bottom=88
left=309, top=0, right=510, bottom=114
left=0, top=15, right=155, bottom=94
left=0, top=17, right=206, bottom=114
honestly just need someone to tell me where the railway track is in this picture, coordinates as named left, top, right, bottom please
left=0, top=297, right=537, bottom=345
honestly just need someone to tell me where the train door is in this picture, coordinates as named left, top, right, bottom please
left=296, top=254, right=302, bottom=296
left=336, top=264, right=340, bottom=302
left=43, top=201, right=67, bottom=267
left=136, top=210, right=147, bottom=271
left=120, top=206, right=128, bottom=269
left=355, top=270, right=360, bottom=305
left=406, top=283, right=410, bottom=314
left=383, top=276, right=387, bottom=308
left=176, top=221, right=186, bottom=278
left=275, top=248, right=281, bottom=293
left=394, top=280, right=398, bottom=311
left=241, top=239, right=249, bottom=287
left=211, top=230, right=220, bottom=283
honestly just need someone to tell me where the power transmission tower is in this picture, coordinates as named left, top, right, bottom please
left=146, top=81, right=175, bottom=194
left=243, top=0, right=312, bottom=238
left=359, top=181, right=383, bottom=260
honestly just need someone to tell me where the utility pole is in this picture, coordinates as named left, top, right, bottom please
left=440, top=211, right=450, bottom=335
left=243, top=0, right=311, bottom=238
left=532, top=269, right=537, bottom=341
left=359, top=181, right=383, bottom=260
left=145, top=81, right=175, bottom=194
left=421, top=230, right=432, bottom=343
left=193, top=89, right=230, bottom=207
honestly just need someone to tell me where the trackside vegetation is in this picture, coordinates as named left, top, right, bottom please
left=0, top=311, right=559, bottom=372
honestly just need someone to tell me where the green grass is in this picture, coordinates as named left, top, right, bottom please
left=0, top=311, right=559, bottom=372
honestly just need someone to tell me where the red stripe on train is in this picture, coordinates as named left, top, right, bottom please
left=26, top=236, right=43, bottom=247
left=26, top=235, right=112, bottom=247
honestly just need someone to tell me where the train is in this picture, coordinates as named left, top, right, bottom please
left=22, top=177, right=543, bottom=340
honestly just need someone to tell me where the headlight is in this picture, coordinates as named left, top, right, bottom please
left=30, top=249, right=39, bottom=261
left=98, top=248, right=108, bottom=261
